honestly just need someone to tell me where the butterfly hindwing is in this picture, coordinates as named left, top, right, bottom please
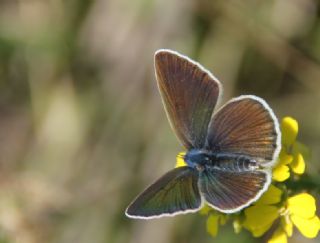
left=205, top=95, right=281, bottom=166
left=155, top=50, right=221, bottom=149
left=125, top=167, right=201, bottom=219
left=199, top=167, right=270, bottom=213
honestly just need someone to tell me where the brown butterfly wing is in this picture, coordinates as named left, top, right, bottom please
left=155, top=50, right=221, bottom=149
left=199, top=167, right=270, bottom=213
left=205, top=95, right=281, bottom=166
left=125, top=167, right=201, bottom=218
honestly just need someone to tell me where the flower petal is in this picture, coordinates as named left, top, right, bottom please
left=255, top=184, right=283, bottom=205
left=199, top=204, right=211, bottom=215
left=207, top=214, right=219, bottom=237
left=291, top=152, right=305, bottom=175
left=175, top=152, right=187, bottom=167
left=291, top=215, right=320, bottom=238
left=250, top=222, right=274, bottom=237
left=243, top=205, right=279, bottom=236
left=273, top=165, right=290, bottom=182
left=244, top=205, right=279, bottom=226
left=268, top=227, right=288, bottom=243
left=281, top=117, right=298, bottom=146
left=277, top=150, right=293, bottom=166
left=233, top=218, right=242, bottom=234
left=281, top=216, right=293, bottom=237
left=287, top=193, right=316, bottom=218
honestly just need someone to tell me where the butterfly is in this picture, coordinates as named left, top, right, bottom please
left=125, top=49, right=281, bottom=219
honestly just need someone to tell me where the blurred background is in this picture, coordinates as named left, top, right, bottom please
left=0, top=0, right=319, bottom=242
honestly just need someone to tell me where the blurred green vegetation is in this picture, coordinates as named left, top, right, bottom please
left=0, top=0, right=319, bottom=243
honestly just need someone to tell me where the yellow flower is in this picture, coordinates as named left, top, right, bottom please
left=175, top=152, right=187, bottom=167
left=273, top=117, right=306, bottom=182
left=205, top=210, right=228, bottom=237
left=242, top=185, right=283, bottom=237
left=232, top=217, right=243, bottom=234
left=199, top=203, right=229, bottom=237
left=268, top=193, right=320, bottom=242
left=199, top=204, right=212, bottom=215
left=272, top=150, right=292, bottom=182
left=268, top=226, right=288, bottom=243
left=243, top=188, right=320, bottom=242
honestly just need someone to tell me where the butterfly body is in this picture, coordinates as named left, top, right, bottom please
left=125, top=49, right=281, bottom=219
left=185, top=149, right=258, bottom=173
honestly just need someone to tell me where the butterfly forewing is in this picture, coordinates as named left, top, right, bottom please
left=199, top=168, right=270, bottom=213
left=155, top=50, right=221, bottom=149
left=205, top=95, right=281, bottom=166
left=126, top=167, right=201, bottom=219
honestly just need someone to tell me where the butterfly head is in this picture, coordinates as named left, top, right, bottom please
left=184, top=149, right=210, bottom=171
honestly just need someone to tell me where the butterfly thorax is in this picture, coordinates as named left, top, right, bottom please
left=184, top=149, right=259, bottom=173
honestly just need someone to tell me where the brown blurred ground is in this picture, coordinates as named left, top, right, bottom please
left=0, top=0, right=319, bottom=243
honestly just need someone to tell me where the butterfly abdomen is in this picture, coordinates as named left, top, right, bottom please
left=207, top=153, right=258, bottom=172
left=185, top=150, right=258, bottom=173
